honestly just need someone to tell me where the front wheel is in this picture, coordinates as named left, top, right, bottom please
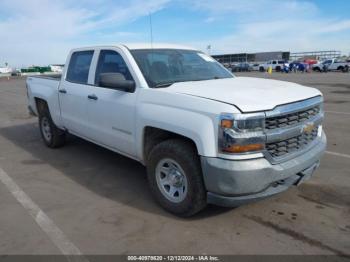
left=147, top=139, right=207, bottom=217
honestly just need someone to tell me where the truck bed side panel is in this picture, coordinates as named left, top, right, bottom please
left=27, top=76, right=63, bottom=127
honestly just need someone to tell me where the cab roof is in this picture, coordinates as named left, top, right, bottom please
left=70, top=43, right=198, bottom=53
left=124, top=43, right=197, bottom=51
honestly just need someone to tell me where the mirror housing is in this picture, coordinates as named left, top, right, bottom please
left=99, top=73, right=136, bottom=93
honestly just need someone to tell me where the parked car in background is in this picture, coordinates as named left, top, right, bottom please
left=259, top=60, right=287, bottom=72
left=251, top=63, right=261, bottom=71
left=312, top=59, right=349, bottom=72
left=228, top=63, right=238, bottom=70
left=26, top=44, right=326, bottom=217
left=231, top=62, right=252, bottom=72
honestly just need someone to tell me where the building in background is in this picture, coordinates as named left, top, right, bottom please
left=212, top=50, right=343, bottom=64
left=212, top=51, right=290, bottom=64
left=289, top=51, right=341, bottom=61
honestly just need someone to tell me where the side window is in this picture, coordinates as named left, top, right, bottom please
left=95, top=50, right=133, bottom=85
left=272, top=61, right=277, bottom=64
left=66, top=51, right=94, bottom=84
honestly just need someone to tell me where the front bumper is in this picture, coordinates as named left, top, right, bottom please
left=201, top=131, right=327, bottom=207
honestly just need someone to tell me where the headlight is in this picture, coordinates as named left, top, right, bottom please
left=219, top=113, right=265, bottom=154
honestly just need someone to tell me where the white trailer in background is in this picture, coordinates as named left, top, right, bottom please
left=49, top=64, right=64, bottom=73
left=0, top=67, right=12, bottom=74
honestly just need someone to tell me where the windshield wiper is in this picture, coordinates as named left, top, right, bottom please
left=153, top=77, right=224, bottom=88
left=154, top=82, right=176, bottom=88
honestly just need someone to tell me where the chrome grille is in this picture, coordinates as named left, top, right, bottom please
left=266, top=126, right=318, bottom=158
left=265, top=105, right=320, bottom=130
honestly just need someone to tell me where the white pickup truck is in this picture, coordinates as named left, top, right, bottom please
left=26, top=44, right=326, bottom=216
left=312, top=59, right=350, bottom=72
left=259, top=60, right=287, bottom=72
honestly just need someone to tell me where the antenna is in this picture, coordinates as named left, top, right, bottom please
left=149, top=12, right=154, bottom=49
left=207, top=44, right=211, bottom=55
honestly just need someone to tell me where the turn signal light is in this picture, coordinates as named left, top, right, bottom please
left=222, top=143, right=264, bottom=153
left=221, top=119, right=233, bottom=128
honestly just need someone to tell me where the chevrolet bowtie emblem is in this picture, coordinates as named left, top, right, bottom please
left=303, top=122, right=315, bottom=134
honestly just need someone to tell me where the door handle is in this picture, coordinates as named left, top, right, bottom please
left=59, top=89, right=67, bottom=94
left=87, top=94, right=98, bottom=100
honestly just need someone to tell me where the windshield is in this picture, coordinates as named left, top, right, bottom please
left=130, top=49, right=233, bottom=88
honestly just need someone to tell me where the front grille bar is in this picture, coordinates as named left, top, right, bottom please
left=263, top=96, right=323, bottom=163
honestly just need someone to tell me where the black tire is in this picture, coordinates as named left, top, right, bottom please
left=275, top=66, right=281, bottom=72
left=38, top=106, right=66, bottom=148
left=259, top=67, right=265, bottom=72
left=342, top=66, right=349, bottom=73
left=147, top=139, right=207, bottom=217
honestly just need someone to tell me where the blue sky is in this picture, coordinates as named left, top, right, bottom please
left=0, top=0, right=350, bottom=66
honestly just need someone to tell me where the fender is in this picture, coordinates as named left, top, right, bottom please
left=136, top=102, right=217, bottom=162
left=134, top=88, right=240, bottom=162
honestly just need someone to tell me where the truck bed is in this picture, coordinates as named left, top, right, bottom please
left=30, top=74, right=62, bottom=81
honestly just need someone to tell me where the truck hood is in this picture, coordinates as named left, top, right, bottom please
left=166, top=77, right=321, bottom=112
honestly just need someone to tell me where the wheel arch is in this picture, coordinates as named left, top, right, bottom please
left=34, top=97, right=62, bottom=127
left=34, top=97, right=49, bottom=115
left=142, top=126, right=199, bottom=165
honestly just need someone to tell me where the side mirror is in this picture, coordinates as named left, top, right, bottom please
left=99, top=73, right=136, bottom=93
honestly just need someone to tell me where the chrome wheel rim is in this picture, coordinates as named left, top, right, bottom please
left=155, top=158, right=188, bottom=203
left=41, top=117, right=52, bottom=142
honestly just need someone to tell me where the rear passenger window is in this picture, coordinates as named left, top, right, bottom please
left=66, top=51, right=94, bottom=84
left=95, top=50, right=133, bottom=85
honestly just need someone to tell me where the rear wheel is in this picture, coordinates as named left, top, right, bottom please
left=39, top=106, right=66, bottom=148
left=147, top=139, right=207, bottom=217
